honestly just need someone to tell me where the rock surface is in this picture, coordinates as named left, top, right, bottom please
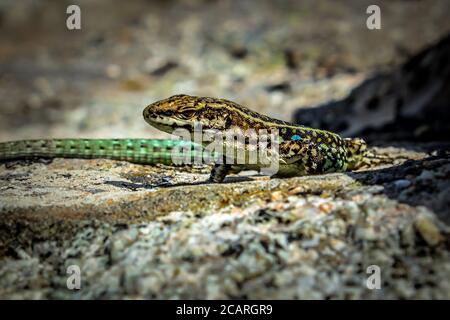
left=0, top=0, right=449, bottom=299
left=1, top=145, right=449, bottom=299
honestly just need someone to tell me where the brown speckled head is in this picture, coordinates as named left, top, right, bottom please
left=143, top=94, right=236, bottom=133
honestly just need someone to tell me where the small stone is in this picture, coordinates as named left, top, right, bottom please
left=318, top=202, right=334, bottom=214
left=417, top=170, right=434, bottom=182
left=329, top=239, right=346, bottom=251
left=414, top=215, right=442, bottom=246
left=271, top=191, right=284, bottom=201
left=300, top=234, right=321, bottom=248
left=393, top=179, right=411, bottom=190
left=355, top=227, right=378, bottom=241
left=287, top=186, right=304, bottom=195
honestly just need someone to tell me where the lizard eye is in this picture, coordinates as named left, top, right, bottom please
left=161, top=111, right=173, bottom=116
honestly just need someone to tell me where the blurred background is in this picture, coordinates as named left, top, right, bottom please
left=0, top=0, right=449, bottom=141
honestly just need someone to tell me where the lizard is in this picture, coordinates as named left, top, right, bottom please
left=0, top=94, right=374, bottom=183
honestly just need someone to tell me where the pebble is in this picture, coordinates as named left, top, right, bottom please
left=417, top=170, right=434, bottom=182
left=414, top=215, right=442, bottom=246
left=270, top=191, right=284, bottom=201
left=393, top=179, right=412, bottom=190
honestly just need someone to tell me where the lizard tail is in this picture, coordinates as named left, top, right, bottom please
left=344, top=137, right=392, bottom=170
left=0, top=138, right=201, bottom=165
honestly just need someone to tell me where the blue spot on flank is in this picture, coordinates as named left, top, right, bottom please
left=291, top=134, right=302, bottom=141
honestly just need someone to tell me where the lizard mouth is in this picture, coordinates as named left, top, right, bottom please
left=144, top=114, right=194, bottom=134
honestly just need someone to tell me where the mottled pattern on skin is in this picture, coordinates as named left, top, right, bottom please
left=144, top=94, right=370, bottom=181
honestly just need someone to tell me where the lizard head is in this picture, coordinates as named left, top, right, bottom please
left=143, top=94, right=233, bottom=134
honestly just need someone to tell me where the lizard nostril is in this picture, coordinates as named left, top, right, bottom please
left=143, top=108, right=154, bottom=118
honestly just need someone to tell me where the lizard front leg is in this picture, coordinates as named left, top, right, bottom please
left=207, top=152, right=233, bottom=183
left=209, top=163, right=231, bottom=182
left=208, top=153, right=255, bottom=182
